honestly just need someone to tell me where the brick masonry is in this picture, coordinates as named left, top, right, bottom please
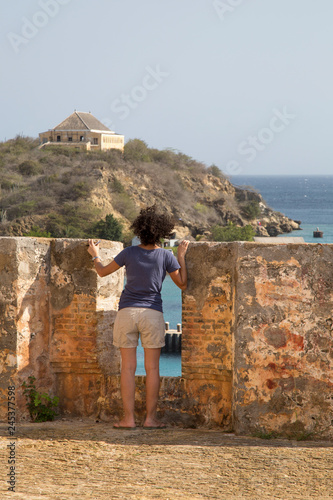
left=0, top=238, right=332, bottom=439
left=181, top=243, right=236, bottom=430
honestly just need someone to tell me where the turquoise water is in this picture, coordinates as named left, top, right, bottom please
left=136, top=275, right=182, bottom=376
left=278, top=223, right=333, bottom=243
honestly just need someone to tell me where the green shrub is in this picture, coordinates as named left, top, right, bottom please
left=111, top=177, right=125, bottom=193
left=22, top=376, right=59, bottom=422
left=242, top=201, right=261, bottom=220
left=0, top=179, right=20, bottom=190
left=0, top=136, right=38, bottom=155
left=60, top=171, right=72, bottom=184
left=94, top=214, right=123, bottom=241
left=124, top=139, right=152, bottom=162
left=37, top=174, right=58, bottom=185
left=207, top=164, right=224, bottom=179
left=18, top=160, right=42, bottom=176
left=71, top=181, right=91, bottom=200
left=211, top=222, right=255, bottom=242
left=45, top=203, right=101, bottom=238
left=194, top=202, right=208, bottom=214
left=42, top=145, right=80, bottom=157
left=103, top=149, right=123, bottom=168
left=149, top=148, right=182, bottom=169
left=113, top=192, right=137, bottom=221
left=23, top=226, right=52, bottom=238
left=9, top=200, right=36, bottom=219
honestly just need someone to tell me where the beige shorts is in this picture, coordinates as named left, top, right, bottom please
left=113, top=307, right=165, bottom=349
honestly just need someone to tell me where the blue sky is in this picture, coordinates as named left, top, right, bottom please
left=1, top=0, right=333, bottom=175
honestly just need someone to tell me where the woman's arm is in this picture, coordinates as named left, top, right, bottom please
left=87, top=239, right=121, bottom=277
left=169, top=240, right=189, bottom=291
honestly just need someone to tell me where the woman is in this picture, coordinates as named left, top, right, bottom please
left=88, top=205, right=189, bottom=429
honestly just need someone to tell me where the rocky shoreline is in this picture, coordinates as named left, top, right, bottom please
left=255, top=204, right=301, bottom=237
left=232, top=185, right=301, bottom=237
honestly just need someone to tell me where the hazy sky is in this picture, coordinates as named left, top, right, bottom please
left=1, top=0, right=333, bottom=175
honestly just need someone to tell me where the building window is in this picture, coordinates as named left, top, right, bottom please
left=57, top=135, right=61, bottom=142
left=80, top=136, right=84, bottom=142
left=93, top=138, right=98, bottom=145
left=68, top=137, right=72, bottom=142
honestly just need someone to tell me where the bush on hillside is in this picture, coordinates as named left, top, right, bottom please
left=9, top=200, right=37, bottom=219
left=112, top=192, right=137, bottom=221
left=18, top=160, right=42, bottom=176
left=124, top=139, right=151, bottom=162
left=111, top=177, right=125, bottom=193
left=211, top=222, right=255, bottom=242
left=207, top=164, right=225, bottom=179
left=242, top=201, right=261, bottom=220
left=45, top=203, right=101, bottom=238
left=94, top=214, right=123, bottom=241
left=23, top=226, right=52, bottom=238
left=0, top=136, right=38, bottom=155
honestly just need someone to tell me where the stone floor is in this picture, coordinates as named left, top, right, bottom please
left=0, top=419, right=332, bottom=499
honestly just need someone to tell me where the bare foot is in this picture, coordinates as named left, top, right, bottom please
left=143, top=418, right=167, bottom=429
left=113, top=418, right=136, bottom=429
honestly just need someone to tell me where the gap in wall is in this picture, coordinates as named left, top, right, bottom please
left=135, top=275, right=182, bottom=376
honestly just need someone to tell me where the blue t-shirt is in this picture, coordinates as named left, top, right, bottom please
left=114, top=246, right=180, bottom=312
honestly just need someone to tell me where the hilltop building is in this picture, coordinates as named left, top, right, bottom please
left=39, top=111, right=124, bottom=152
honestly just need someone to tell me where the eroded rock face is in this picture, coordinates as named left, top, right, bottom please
left=0, top=155, right=300, bottom=239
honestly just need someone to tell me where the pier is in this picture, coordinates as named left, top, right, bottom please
left=313, top=227, right=324, bottom=237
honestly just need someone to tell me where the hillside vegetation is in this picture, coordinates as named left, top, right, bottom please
left=0, top=136, right=300, bottom=243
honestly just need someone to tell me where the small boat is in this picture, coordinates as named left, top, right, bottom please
left=313, top=227, right=324, bottom=238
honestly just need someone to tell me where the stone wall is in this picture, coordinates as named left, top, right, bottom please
left=0, top=238, right=332, bottom=440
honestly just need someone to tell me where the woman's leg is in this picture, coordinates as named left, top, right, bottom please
left=143, top=347, right=165, bottom=428
left=114, top=347, right=137, bottom=428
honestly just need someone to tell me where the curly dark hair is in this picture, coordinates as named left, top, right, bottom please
left=130, top=205, right=175, bottom=245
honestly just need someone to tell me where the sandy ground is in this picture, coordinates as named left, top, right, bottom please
left=0, top=419, right=332, bottom=500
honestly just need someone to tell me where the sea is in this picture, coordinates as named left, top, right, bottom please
left=233, top=175, right=333, bottom=244
left=136, top=175, right=333, bottom=376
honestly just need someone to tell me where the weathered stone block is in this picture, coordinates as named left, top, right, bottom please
left=0, top=237, right=123, bottom=420
left=233, top=242, right=333, bottom=440
left=181, top=243, right=236, bottom=429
